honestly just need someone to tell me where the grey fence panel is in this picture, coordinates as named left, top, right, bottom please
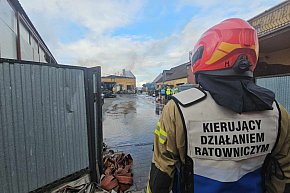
left=14, top=64, right=30, bottom=192
left=0, top=61, right=90, bottom=193
left=257, top=75, right=290, bottom=112
left=79, top=69, right=89, bottom=170
left=0, top=63, right=12, bottom=193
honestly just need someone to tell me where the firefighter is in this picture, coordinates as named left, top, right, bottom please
left=166, top=86, right=171, bottom=101
left=147, top=18, right=290, bottom=193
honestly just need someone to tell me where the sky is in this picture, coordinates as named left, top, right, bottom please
left=19, top=0, right=284, bottom=86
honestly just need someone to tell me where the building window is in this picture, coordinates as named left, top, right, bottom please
left=31, top=37, right=40, bottom=62
left=39, top=47, right=46, bottom=62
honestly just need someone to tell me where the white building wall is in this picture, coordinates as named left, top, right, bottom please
left=0, top=0, right=17, bottom=59
left=0, top=0, right=49, bottom=63
left=20, top=22, right=34, bottom=61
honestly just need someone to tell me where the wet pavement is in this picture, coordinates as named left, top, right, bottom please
left=102, top=94, right=160, bottom=191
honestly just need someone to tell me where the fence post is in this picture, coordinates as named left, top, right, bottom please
left=93, top=66, right=103, bottom=174
left=84, top=68, right=98, bottom=183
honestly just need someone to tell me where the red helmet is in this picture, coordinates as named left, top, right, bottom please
left=189, top=18, right=259, bottom=77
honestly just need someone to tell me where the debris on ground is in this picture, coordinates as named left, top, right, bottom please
left=52, top=144, right=133, bottom=193
left=52, top=174, right=104, bottom=193
left=100, top=144, right=134, bottom=193
left=55, top=182, right=100, bottom=193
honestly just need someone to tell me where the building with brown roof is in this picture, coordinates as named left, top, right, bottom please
left=155, top=62, right=191, bottom=89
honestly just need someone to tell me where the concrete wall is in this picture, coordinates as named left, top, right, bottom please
left=260, top=48, right=290, bottom=65
left=255, top=48, right=290, bottom=76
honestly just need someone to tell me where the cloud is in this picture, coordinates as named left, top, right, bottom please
left=19, top=0, right=283, bottom=86
left=21, top=0, right=145, bottom=34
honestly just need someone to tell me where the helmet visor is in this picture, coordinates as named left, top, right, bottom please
left=190, top=46, right=204, bottom=67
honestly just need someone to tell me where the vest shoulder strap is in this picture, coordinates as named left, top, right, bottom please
left=172, top=87, right=207, bottom=107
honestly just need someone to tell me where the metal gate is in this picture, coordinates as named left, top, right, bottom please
left=0, top=58, right=102, bottom=193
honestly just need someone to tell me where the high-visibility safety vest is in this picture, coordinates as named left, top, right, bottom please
left=172, top=87, right=280, bottom=193
left=166, top=88, right=171, bottom=95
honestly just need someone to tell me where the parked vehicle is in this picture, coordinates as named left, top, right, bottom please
left=177, top=84, right=195, bottom=92
left=102, top=90, right=117, bottom=98
left=127, top=90, right=136, bottom=94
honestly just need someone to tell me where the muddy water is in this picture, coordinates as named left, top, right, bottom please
left=102, top=94, right=160, bottom=190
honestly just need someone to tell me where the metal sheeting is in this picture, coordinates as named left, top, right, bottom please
left=257, top=75, right=290, bottom=112
left=248, top=1, right=290, bottom=37
left=0, top=62, right=89, bottom=193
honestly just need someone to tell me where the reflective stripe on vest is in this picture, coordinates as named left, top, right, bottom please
left=174, top=88, right=279, bottom=193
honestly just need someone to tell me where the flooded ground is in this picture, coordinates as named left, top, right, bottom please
left=102, top=94, right=160, bottom=191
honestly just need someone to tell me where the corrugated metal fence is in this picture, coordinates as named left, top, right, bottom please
left=0, top=59, right=102, bottom=193
left=257, top=74, right=290, bottom=112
